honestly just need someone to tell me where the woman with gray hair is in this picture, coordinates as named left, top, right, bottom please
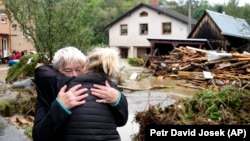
left=33, top=46, right=128, bottom=141
left=63, top=47, right=128, bottom=141
left=33, top=46, right=89, bottom=141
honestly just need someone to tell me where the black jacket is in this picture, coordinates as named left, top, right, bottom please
left=32, top=65, right=128, bottom=141
left=33, top=64, right=73, bottom=141
left=60, top=73, right=128, bottom=141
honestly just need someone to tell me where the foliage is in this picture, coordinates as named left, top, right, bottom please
left=2, top=0, right=94, bottom=63
left=0, top=100, right=15, bottom=116
left=2, top=0, right=148, bottom=63
left=127, top=58, right=144, bottom=66
left=132, top=86, right=250, bottom=141
left=24, top=125, right=33, bottom=138
left=2, top=0, right=250, bottom=64
left=5, top=54, right=39, bottom=83
left=165, top=0, right=250, bottom=23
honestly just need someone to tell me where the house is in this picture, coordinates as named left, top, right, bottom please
left=0, top=1, right=34, bottom=63
left=188, top=9, right=250, bottom=52
left=103, top=1, right=197, bottom=58
left=147, top=9, right=250, bottom=57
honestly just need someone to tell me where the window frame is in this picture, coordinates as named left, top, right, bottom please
left=140, top=11, right=148, bottom=17
left=1, top=17, right=7, bottom=24
left=0, top=9, right=6, bottom=15
left=140, top=23, right=148, bottom=35
left=162, top=22, right=172, bottom=34
left=11, top=24, right=17, bottom=30
left=120, top=24, right=128, bottom=35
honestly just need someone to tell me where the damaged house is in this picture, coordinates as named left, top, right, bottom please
left=148, top=9, right=250, bottom=57
left=146, top=10, right=250, bottom=90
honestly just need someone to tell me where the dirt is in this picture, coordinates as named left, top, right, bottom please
left=0, top=64, right=8, bottom=82
left=119, top=60, right=199, bottom=99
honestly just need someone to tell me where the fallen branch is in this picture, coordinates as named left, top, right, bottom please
left=118, top=85, right=170, bottom=91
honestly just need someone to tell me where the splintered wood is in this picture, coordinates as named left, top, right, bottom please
left=147, top=46, right=250, bottom=90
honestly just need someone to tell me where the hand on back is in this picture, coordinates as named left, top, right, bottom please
left=57, top=84, right=88, bottom=109
left=91, top=81, right=119, bottom=104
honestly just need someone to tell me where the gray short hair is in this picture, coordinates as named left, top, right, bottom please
left=52, top=46, right=86, bottom=70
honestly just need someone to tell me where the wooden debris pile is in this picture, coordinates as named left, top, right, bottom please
left=147, top=46, right=250, bottom=90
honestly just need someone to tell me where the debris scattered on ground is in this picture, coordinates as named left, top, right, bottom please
left=146, top=46, right=250, bottom=90
left=132, top=86, right=250, bottom=141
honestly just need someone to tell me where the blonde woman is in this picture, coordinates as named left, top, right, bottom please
left=63, top=47, right=128, bottom=141
left=33, top=47, right=127, bottom=141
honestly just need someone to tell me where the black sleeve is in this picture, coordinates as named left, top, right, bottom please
left=112, top=93, right=129, bottom=127
left=32, top=65, right=71, bottom=141
left=109, top=81, right=129, bottom=127
left=32, top=97, right=70, bottom=141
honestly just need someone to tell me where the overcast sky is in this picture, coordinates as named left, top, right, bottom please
left=207, top=0, right=249, bottom=6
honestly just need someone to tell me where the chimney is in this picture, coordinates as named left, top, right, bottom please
left=151, top=0, right=159, bottom=7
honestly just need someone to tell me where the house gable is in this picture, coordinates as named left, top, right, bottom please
left=103, top=3, right=197, bottom=31
left=188, top=10, right=250, bottom=52
left=104, top=2, right=197, bottom=58
left=188, top=11, right=226, bottom=50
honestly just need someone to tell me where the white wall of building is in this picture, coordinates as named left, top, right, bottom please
left=108, top=7, right=190, bottom=58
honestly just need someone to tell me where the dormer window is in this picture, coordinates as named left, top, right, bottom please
left=140, top=11, right=148, bottom=17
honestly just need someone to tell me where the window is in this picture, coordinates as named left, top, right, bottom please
left=120, top=24, right=127, bottom=35
left=1, top=17, right=7, bottom=24
left=162, top=22, right=171, bottom=34
left=0, top=9, right=6, bottom=15
left=12, top=24, right=17, bottom=30
left=22, top=32, right=31, bottom=38
left=140, top=11, right=148, bottom=17
left=140, top=24, right=148, bottom=35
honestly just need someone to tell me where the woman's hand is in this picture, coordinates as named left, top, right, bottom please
left=91, top=81, right=119, bottom=104
left=57, top=84, right=88, bottom=109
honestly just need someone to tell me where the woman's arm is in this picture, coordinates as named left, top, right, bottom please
left=91, top=80, right=129, bottom=127
left=110, top=92, right=129, bottom=126
left=32, top=95, right=71, bottom=141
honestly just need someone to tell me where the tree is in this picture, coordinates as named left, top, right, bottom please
left=3, top=0, right=94, bottom=63
left=81, top=0, right=148, bottom=46
left=2, top=0, right=149, bottom=63
left=191, top=0, right=210, bottom=20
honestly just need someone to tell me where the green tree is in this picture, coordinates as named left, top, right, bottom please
left=82, top=0, right=148, bottom=46
left=191, top=0, right=210, bottom=20
left=223, top=0, right=239, bottom=17
left=240, top=4, right=250, bottom=24
left=2, top=0, right=149, bottom=63
left=3, top=0, right=94, bottom=63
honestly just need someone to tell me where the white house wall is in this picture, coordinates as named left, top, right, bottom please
left=109, top=7, right=190, bottom=57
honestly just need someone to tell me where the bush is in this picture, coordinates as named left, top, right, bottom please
left=127, top=58, right=144, bottom=66
left=5, top=54, right=39, bottom=83
left=132, top=86, right=250, bottom=141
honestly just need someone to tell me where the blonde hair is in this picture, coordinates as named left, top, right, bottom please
left=85, top=47, right=120, bottom=77
left=52, top=46, right=86, bottom=70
